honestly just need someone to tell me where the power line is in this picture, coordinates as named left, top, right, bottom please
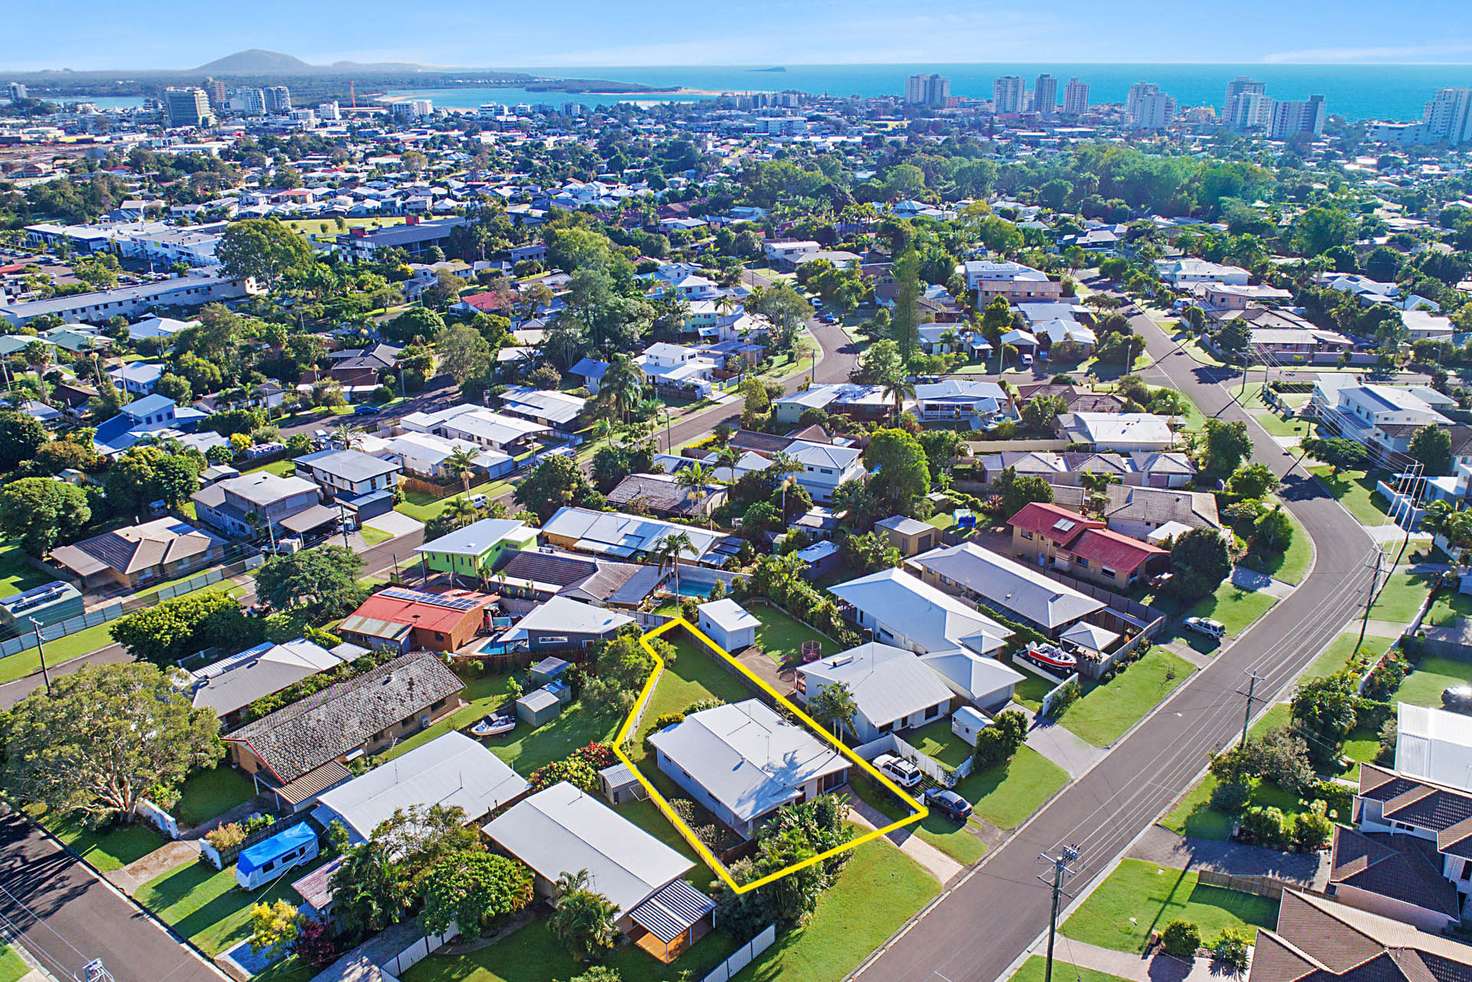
left=1037, top=846, right=1080, bottom=982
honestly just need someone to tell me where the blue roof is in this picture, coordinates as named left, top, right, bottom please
left=123, top=394, right=176, bottom=419
left=236, top=823, right=316, bottom=874
left=571, top=357, right=609, bottom=379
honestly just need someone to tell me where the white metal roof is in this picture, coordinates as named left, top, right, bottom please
left=908, top=542, right=1105, bottom=630
left=798, top=643, right=955, bottom=729
left=698, top=598, right=761, bottom=635
left=827, top=567, right=1012, bottom=655
left=482, top=781, right=692, bottom=916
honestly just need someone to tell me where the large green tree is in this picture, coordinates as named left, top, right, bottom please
left=1409, top=424, right=1453, bottom=476
left=514, top=454, right=599, bottom=522
left=0, top=477, right=90, bottom=556
left=0, top=410, right=49, bottom=470
left=110, top=590, right=254, bottom=666
left=421, top=852, right=535, bottom=938
left=862, top=428, right=931, bottom=515
left=255, top=545, right=365, bottom=618
left=0, top=663, right=223, bottom=820
left=1167, top=528, right=1232, bottom=601
left=216, top=218, right=315, bottom=291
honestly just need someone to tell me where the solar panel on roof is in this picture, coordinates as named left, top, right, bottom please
left=378, top=587, right=479, bottom=611
left=1052, top=518, right=1076, bottom=532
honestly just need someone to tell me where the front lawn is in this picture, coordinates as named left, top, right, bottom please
left=1427, top=590, right=1472, bottom=629
left=1010, top=956, right=1130, bottom=982
left=1308, top=467, right=1392, bottom=527
left=850, top=771, right=988, bottom=866
left=395, top=480, right=513, bottom=523
left=0, top=944, right=28, bottom=982
left=1058, top=650, right=1194, bottom=748
left=748, top=602, right=833, bottom=664
left=1302, top=631, right=1396, bottom=683
left=1188, top=582, right=1278, bottom=637
left=1061, top=859, right=1278, bottom=953
left=1160, top=772, right=1315, bottom=841
left=137, top=856, right=326, bottom=957
left=1011, top=672, right=1058, bottom=712
left=174, top=766, right=257, bottom=828
left=954, top=745, right=1070, bottom=830
left=37, top=809, right=165, bottom=872
left=1242, top=507, right=1313, bottom=585
left=1369, top=570, right=1437, bottom=625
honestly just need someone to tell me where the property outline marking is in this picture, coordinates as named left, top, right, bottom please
left=613, top=616, right=927, bottom=894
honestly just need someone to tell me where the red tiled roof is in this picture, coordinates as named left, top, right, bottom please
left=1069, top=527, right=1166, bottom=575
left=460, top=291, right=511, bottom=312
left=1007, top=502, right=1102, bottom=545
left=349, top=590, right=493, bottom=635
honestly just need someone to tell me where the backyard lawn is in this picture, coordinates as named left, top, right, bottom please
left=0, top=543, right=48, bottom=598
left=1058, top=650, right=1195, bottom=747
left=1308, top=467, right=1392, bottom=527
left=1061, top=860, right=1278, bottom=953
left=406, top=836, right=940, bottom=982
left=395, top=480, right=514, bottom=523
left=174, top=766, right=257, bottom=828
left=1390, top=655, right=1472, bottom=708
left=627, top=629, right=756, bottom=764
left=34, top=808, right=165, bottom=873
left=1010, top=956, right=1130, bottom=982
left=242, top=459, right=297, bottom=477
left=748, top=602, right=834, bottom=664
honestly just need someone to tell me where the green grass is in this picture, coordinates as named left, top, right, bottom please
left=281, top=216, right=406, bottom=239
left=1242, top=506, right=1313, bottom=585
left=628, top=629, right=756, bottom=764
left=1058, top=650, right=1195, bottom=747
left=1309, top=467, right=1392, bottom=527
left=0, top=618, right=123, bottom=685
left=242, top=459, right=296, bottom=477
left=1010, top=956, right=1131, bottom=982
left=1160, top=772, right=1316, bottom=841
left=747, top=602, right=833, bottom=664
left=851, top=771, right=987, bottom=865
left=1189, top=582, right=1278, bottom=638
left=174, top=767, right=257, bottom=828
left=1061, top=859, right=1278, bottom=953
left=1427, top=590, right=1472, bottom=629
left=136, top=857, right=326, bottom=957
left=955, top=745, right=1070, bottom=830
left=358, top=524, right=393, bottom=546
left=927, top=512, right=956, bottom=530
left=1369, top=569, right=1437, bottom=625
left=905, top=718, right=974, bottom=769
left=1392, top=655, right=1472, bottom=708
left=35, top=809, right=165, bottom=872
left=1011, top=673, right=1057, bottom=712
left=0, top=944, right=29, bottom=982
left=395, top=480, right=514, bottom=522
left=1303, top=631, right=1397, bottom=683
left=0, top=543, right=49, bottom=598
left=407, top=836, right=940, bottom=982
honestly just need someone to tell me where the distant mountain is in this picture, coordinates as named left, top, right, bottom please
left=192, top=49, right=315, bottom=74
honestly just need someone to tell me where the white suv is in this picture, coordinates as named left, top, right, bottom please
left=874, top=753, right=923, bottom=789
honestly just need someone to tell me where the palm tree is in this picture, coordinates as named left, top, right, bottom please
left=550, top=870, right=618, bottom=964
left=600, top=354, right=643, bottom=425
left=882, top=376, right=916, bottom=425
left=589, top=417, right=616, bottom=450
left=808, top=681, right=857, bottom=737
left=675, top=462, right=713, bottom=509
left=331, top=423, right=362, bottom=450
left=714, top=444, right=742, bottom=482
left=445, top=495, right=479, bottom=529
left=655, top=531, right=695, bottom=597
left=444, top=446, right=480, bottom=498
left=768, top=451, right=802, bottom=520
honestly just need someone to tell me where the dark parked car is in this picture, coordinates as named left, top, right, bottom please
left=353, top=403, right=381, bottom=416
left=923, top=787, right=973, bottom=822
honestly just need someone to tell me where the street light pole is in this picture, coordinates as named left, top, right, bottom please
left=32, top=623, right=51, bottom=696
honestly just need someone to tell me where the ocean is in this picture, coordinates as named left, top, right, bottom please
left=387, top=63, right=1472, bottom=122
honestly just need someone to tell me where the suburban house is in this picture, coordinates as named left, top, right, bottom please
left=400, top=403, right=549, bottom=452
left=1058, top=412, right=1177, bottom=452
left=1333, top=760, right=1472, bottom=930
left=1007, top=502, right=1169, bottom=589
left=92, top=394, right=212, bottom=456
left=772, top=383, right=894, bottom=425
left=333, top=216, right=469, bottom=262
left=911, top=379, right=1014, bottom=429
left=293, top=448, right=401, bottom=515
left=224, top=650, right=465, bottom=809
left=1050, top=483, right=1221, bottom=541
left=962, top=260, right=1062, bottom=304
left=417, top=519, right=539, bottom=582
left=606, top=473, right=726, bottom=519
left=635, top=342, right=720, bottom=398
left=311, top=732, right=529, bottom=843
left=49, top=517, right=226, bottom=591
left=498, top=386, right=586, bottom=430
left=763, top=240, right=821, bottom=267
left=1249, top=889, right=1472, bottom=982
left=1310, top=379, right=1454, bottom=457
left=978, top=450, right=1196, bottom=489
left=191, top=472, right=336, bottom=542
left=907, top=541, right=1107, bottom=636
left=497, top=595, right=634, bottom=652
left=492, top=549, right=665, bottom=608
left=185, top=638, right=346, bottom=730
left=364, top=430, right=514, bottom=481
left=1154, top=258, right=1250, bottom=286
left=1242, top=318, right=1355, bottom=364
left=796, top=642, right=955, bottom=741
left=323, top=343, right=401, bottom=388
left=875, top=515, right=943, bottom=558
left=484, top=782, right=715, bottom=963
left=540, top=506, right=744, bottom=567
left=109, top=361, right=166, bottom=396
left=827, top=566, right=1012, bottom=657
left=337, top=587, right=495, bottom=653
left=649, top=699, right=850, bottom=840
left=783, top=440, right=867, bottom=503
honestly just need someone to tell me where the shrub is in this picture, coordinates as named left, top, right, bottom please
left=242, top=813, right=275, bottom=835
left=972, top=709, right=1028, bottom=769
left=1161, top=919, right=1201, bottom=959
left=206, top=822, right=246, bottom=851
left=1291, top=803, right=1334, bottom=852
left=1238, top=805, right=1289, bottom=849
left=1362, top=652, right=1409, bottom=702
left=685, top=697, right=725, bottom=714
left=1212, top=927, right=1251, bottom=972
left=1209, top=780, right=1250, bottom=815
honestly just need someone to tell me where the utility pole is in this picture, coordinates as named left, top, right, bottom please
left=1239, top=670, right=1265, bottom=747
left=32, top=623, right=51, bottom=696
left=1357, top=549, right=1386, bottom=652
left=1038, top=846, right=1079, bottom=982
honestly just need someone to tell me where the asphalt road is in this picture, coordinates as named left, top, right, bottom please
left=0, top=528, right=425, bottom=710
left=0, top=813, right=223, bottom=982
left=857, top=310, right=1377, bottom=982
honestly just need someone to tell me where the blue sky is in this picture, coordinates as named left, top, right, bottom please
left=6, top=0, right=1472, bottom=71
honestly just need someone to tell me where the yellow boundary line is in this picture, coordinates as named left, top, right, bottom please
left=614, top=617, right=927, bottom=894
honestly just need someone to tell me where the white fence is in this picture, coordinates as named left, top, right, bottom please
left=700, top=924, right=776, bottom=982
left=850, top=732, right=973, bottom=787
left=134, top=798, right=181, bottom=840
left=379, top=924, right=458, bottom=978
